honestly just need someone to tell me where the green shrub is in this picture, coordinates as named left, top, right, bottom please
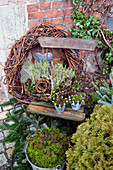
left=66, top=104, right=113, bottom=170
left=27, top=128, right=69, bottom=168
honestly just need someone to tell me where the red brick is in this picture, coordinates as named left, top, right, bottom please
left=41, top=48, right=53, bottom=54
left=93, top=12, right=99, bottom=18
left=29, top=21, right=39, bottom=27
left=28, top=11, right=45, bottom=20
left=52, top=1, right=62, bottom=9
left=53, top=52, right=65, bottom=59
left=56, top=25, right=67, bottom=31
left=53, top=48, right=63, bottom=53
left=57, top=8, right=73, bottom=17
left=68, top=23, right=73, bottom=29
left=41, top=19, right=52, bottom=24
left=46, top=10, right=57, bottom=18
left=40, top=2, right=51, bottom=10
left=63, top=17, right=72, bottom=24
left=53, top=18, right=62, bottom=25
left=65, top=8, right=73, bottom=15
left=63, top=1, right=73, bottom=8
left=27, top=4, right=39, bottom=12
left=58, top=9, right=66, bottom=17
left=31, top=46, right=41, bottom=52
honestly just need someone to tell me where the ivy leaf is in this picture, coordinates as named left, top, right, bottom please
left=86, top=22, right=90, bottom=27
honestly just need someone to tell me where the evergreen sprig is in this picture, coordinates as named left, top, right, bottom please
left=91, top=68, right=113, bottom=106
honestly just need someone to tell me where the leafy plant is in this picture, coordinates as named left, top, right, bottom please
left=23, top=59, right=51, bottom=85
left=66, top=104, right=113, bottom=169
left=52, top=63, right=75, bottom=89
left=23, top=60, right=75, bottom=93
left=53, top=97, right=66, bottom=107
left=0, top=99, right=38, bottom=169
left=91, top=68, right=113, bottom=106
left=69, top=0, right=101, bottom=40
left=69, top=0, right=113, bottom=74
left=72, top=94, right=82, bottom=104
left=26, top=128, right=70, bottom=168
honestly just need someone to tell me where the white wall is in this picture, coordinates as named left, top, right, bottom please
left=0, top=1, right=28, bottom=98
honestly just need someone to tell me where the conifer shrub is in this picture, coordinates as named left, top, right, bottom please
left=66, top=104, right=113, bottom=170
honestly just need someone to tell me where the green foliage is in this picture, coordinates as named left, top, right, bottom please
left=66, top=104, right=113, bottom=170
left=72, top=94, right=82, bottom=104
left=27, top=128, right=70, bottom=168
left=0, top=99, right=37, bottom=169
left=53, top=97, right=66, bottom=107
left=52, top=63, right=75, bottom=89
left=23, top=60, right=75, bottom=92
left=91, top=68, right=113, bottom=106
left=69, top=1, right=101, bottom=39
left=23, top=60, right=51, bottom=85
left=69, top=0, right=113, bottom=74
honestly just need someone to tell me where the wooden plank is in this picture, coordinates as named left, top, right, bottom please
left=38, top=37, right=98, bottom=51
left=27, top=103, right=85, bottom=121
left=30, top=101, right=85, bottom=112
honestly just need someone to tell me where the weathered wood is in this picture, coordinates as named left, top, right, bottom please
left=38, top=37, right=98, bottom=51
left=27, top=102, right=85, bottom=121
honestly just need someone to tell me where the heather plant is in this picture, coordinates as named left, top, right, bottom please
left=23, top=59, right=51, bottom=85
left=23, top=60, right=75, bottom=92
left=52, top=63, right=75, bottom=89
left=66, top=104, right=113, bottom=170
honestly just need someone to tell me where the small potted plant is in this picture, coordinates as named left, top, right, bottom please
left=52, top=95, right=66, bottom=113
left=71, top=94, right=83, bottom=111
left=25, top=128, right=70, bottom=170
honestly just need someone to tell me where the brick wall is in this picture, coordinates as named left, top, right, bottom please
left=27, top=0, right=73, bottom=31
left=27, top=0, right=74, bottom=64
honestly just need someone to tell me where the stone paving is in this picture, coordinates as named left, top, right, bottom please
left=0, top=87, right=15, bottom=169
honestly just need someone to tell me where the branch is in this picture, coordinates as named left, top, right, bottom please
left=100, top=29, right=113, bottom=51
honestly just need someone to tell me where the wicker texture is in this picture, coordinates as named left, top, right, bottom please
left=4, top=23, right=82, bottom=104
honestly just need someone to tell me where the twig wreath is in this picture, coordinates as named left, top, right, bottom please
left=4, top=23, right=83, bottom=104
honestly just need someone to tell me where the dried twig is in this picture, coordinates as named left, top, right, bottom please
left=100, top=29, right=113, bottom=51
left=4, top=23, right=82, bottom=104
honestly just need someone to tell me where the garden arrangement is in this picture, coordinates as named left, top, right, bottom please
left=0, top=0, right=113, bottom=169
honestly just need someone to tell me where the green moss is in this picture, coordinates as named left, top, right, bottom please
left=27, top=128, right=70, bottom=168
left=66, top=104, right=113, bottom=170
